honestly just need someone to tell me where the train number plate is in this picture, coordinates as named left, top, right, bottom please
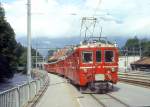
left=95, top=74, right=104, bottom=81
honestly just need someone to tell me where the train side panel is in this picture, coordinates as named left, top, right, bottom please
left=65, top=50, right=80, bottom=85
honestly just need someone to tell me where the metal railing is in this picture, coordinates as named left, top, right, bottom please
left=0, top=71, right=49, bottom=107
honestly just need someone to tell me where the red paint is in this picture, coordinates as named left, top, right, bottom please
left=44, top=45, right=119, bottom=86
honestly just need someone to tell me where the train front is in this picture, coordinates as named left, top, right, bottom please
left=78, top=42, right=119, bottom=92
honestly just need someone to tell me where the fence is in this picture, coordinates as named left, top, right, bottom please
left=0, top=71, right=49, bottom=107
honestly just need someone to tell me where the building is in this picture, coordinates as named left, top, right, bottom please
left=131, top=57, right=150, bottom=71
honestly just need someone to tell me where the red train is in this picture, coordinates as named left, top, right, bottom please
left=44, top=38, right=119, bottom=92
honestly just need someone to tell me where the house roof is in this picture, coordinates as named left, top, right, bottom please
left=132, top=57, right=150, bottom=65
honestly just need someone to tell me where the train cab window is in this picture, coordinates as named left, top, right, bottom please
left=82, top=51, right=93, bottom=63
left=96, top=51, right=101, bottom=62
left=105, top=51, right=114, bottom=62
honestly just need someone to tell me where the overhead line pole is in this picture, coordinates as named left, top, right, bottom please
left=36, top=47, right=38, bottom=70
left=27, top=0, right=31, bottom=80
left=139, top=40, right=142, bottom=59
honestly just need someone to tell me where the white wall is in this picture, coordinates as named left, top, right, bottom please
left=119, top=56, right=140, bottom=72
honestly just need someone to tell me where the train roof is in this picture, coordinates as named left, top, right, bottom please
left=48, top=41, right=117, bottom=62
left=78, top=42, right=117, bottom=48
left=48, top=37, right=118, bottom=62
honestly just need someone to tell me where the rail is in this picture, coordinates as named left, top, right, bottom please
left=90, top=93, right=130, bottom=107
left=0, top=70, right=49, bottom=107
left=119, top=73, right=150, bottom=88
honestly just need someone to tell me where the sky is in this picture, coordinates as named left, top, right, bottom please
left=2, top=0, right=150, bottom=39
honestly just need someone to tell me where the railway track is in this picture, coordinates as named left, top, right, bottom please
left=119, top=72, right=150, bottom=78
left=119, top=73, right=150, bottom=88
left=90, top=93, right=130, bottom=107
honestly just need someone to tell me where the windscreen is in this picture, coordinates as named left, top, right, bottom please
left=96, top=50, right=101, bottom=62
left=105, top=51, right=114, bottom=62
left=82, top=51, right=93, bottom=63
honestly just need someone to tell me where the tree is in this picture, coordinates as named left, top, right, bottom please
left=0, top=55, right=13, bottom=80
left=0, top=4, right=17, bottom=80
left=124, top=36, right=139, bottom=49
left=0, top=4, right=44, bottom=79
left=122, top=36, right=139, bottom=56
left=15, top=45, right=43, bottom=73
left=122, top=36, right=150, bottom=57
left=14, top=43, right=26, bottom=66
left=140, top=39, right=150, bottom=57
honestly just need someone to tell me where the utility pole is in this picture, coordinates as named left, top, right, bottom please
left=124, top=49, right=126, bottom=72
left=36, top=39, right=38, bottom=70
left=27, top=0, right=31, bottom=80
left=133, top=47, right=135, bottom=62
left=139, top=40, right=142, bottom=59
left=126, top=48, right=128, bottom=72
left=124, top=48, right=128, bottom=72
left=36, top=48, right=38, bottom=70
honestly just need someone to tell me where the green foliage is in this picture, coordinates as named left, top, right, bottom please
left=0, top=3, right=5, bottom=21
left=122, top=36, right=150, bottom=57
left=48, top=49, right=55, bottom=57
left=124, top=36, right=139, bottom=49
left=14, top=44, right=43, bottom=73
left=0, top=4, right=17, bottom=79
left=141, top=40, right=150, bottom=57
left=0, top=4, right=43, bottom=80
left=15, top=44, right=27, bottom=66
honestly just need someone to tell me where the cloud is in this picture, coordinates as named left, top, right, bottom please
left=2, top=0, right=150, bottom=39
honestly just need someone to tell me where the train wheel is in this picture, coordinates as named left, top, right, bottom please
left=79, top=86, right=88, bottom=93
left=67, top=79, right=71, bottom=83
left=88, top=83, right=95, bottom=91
left=110, top=83, right=114, bottom=90
left=106, top=82, right=109, bottom=92
left=102, top=90, right=106, bottom=94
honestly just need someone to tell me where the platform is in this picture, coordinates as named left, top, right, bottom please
left=36, top=73, right=150, bottom=107
left=35, top=74, right=80, bottom=107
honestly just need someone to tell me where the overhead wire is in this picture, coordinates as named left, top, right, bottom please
left=80, top=0, right=102, bottom=42
left=93, top=0, right=102, bottom=17
left=92, top=0, right=103, bottom=38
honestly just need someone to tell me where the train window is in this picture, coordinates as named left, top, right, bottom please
left=82, top=51, right=93, bottom=63
left=96, top=51, right=101, bottom=62
left=105, top=51, right=114, bottom=62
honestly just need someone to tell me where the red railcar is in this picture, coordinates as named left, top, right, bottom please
left=44, top=39, right=119, bottom=92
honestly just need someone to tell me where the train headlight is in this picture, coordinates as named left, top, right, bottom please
left=111, top=67, right=115, bottom=72
left=107, top=70, right=111, bottom=74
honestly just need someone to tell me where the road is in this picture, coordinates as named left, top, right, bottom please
left=36, top=73, right=150, bottom=107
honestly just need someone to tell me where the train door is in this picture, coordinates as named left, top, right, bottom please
left=79, top=49, right=94, bottom=85
left=93, top=49, right=106, bottom=81
left=103, top=48, right=118, bottom=83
